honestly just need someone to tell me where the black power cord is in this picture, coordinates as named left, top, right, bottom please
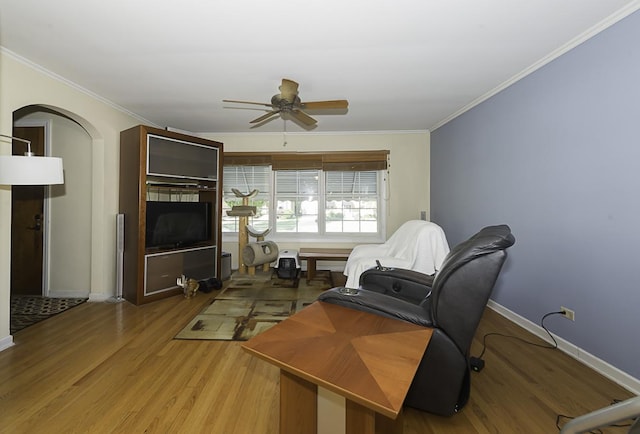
left=470, top=310, right=564, bottom=372
left=469, top=311, right=634, bottom=432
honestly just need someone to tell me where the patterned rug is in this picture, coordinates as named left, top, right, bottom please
left=175, top=269, right=336, bottom=341
left=11, top=296, right=88, bottom=334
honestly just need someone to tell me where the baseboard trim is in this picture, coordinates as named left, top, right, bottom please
left=487, top=300, right=640, bottom=395
left=0, top=335, right=15, bottom=352
left=47, top=291, right=91, bottom=299
left=88, top=293, right=112, bottom=302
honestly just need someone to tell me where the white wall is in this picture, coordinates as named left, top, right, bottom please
left=205, top=131, right=431, bottom=269
left=50, top=114, right=92, bottom=295
left=0, top=49, right=145, bottom=348
left=49, top=115, right=93, bottom=296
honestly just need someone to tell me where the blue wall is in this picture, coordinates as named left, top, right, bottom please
left=431, top=10, right=640, bottom=380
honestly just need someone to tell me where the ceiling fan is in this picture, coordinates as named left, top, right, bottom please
left=223, top=78, right=348, bottom=127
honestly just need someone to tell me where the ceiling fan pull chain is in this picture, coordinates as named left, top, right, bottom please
left=283, top=120, right=288, bottom=147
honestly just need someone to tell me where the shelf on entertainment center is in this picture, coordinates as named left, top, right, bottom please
left=145, top=241, right=213, bottom=254
left=146, top=178, right=216, bottom=188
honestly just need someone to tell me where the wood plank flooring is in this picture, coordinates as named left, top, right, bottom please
left=0, top=282, right=634, bottom=433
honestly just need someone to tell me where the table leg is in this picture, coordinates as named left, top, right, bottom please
left=280, top=370, right=317, bottom=434
left=346, top=400, right=375, bottom=433
left=346, top=400, right=403, bottom=434
left=306, top=258, right=317, bottom=282
left=375, top=407, right=404, bottom=434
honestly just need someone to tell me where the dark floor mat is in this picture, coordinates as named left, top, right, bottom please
left=11, top=296, right=88, bottom=334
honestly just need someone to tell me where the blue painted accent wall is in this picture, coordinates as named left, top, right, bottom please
left=431, top=11, right=640, bottom=380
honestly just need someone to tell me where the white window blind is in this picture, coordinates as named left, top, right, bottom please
left=275, top=170, right=319, bottom=233
left=222, top=165, right=271, bottom=232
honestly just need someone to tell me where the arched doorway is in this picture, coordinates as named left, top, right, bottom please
left=11, top=105, right=93, bottom=300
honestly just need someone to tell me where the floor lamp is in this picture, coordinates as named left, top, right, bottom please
left=0, top=134, right=64, bottom=185
left=1, top=133, right=65, bottom=313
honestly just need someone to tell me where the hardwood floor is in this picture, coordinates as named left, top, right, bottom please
left=0, top=286, right=634, bottom=433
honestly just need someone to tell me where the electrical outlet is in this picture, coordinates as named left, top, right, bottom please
left=561, top=306, right=575, bottom=321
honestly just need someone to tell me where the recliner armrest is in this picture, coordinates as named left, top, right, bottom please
left=359, top=268, right=434, bottom=305
left=318, top=287, right=434, bottom=327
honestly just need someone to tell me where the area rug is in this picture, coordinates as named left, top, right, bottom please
left=175, top=270, right=335, bottom=341
left=10, top=295, right=88, bottom=334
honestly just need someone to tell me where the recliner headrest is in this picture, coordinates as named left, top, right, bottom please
left=434, top=225, right=515, bottom=284
left=459, top=224, right=515, bottom=254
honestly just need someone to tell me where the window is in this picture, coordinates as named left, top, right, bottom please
left=222, top=165, right=270, bottom=232
left=325, top=171, right=378, bottom=233
left=276, top=170, right=319, bottom=233
left=222, top=151, right=388, bottom=240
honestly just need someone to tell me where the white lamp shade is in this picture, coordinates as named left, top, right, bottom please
left=0, top=155, right=64, bottom=185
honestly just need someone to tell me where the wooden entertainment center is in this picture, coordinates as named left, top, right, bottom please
left=119, top=125, right=223, bottom=305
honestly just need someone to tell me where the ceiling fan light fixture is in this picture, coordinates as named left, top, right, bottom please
left=279, top=78, right=299, bottom=102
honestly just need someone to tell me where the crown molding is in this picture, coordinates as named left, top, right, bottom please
left=431, top=1, right=640, bottom=131
left=1, top=47, right=155, bottom=127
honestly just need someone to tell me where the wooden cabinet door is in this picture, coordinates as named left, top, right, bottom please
left=145, top=253, right=183, bottom=295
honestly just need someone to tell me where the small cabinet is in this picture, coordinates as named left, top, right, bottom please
left=119, top=125, right=223, bottom=305
left=144, top=246, right=217, bottom=296
left=183, top=246, right=218, bottom=280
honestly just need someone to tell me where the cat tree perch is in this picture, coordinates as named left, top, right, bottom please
left=244, top=225, right=275, bottom=274
left=226, top=189, right=278, bottom=275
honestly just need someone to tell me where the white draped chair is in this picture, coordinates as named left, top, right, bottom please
left=343, top=220, right=450, bottom=288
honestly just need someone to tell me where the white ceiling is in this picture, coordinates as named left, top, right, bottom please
left=1, top=0, right=639, bottom=134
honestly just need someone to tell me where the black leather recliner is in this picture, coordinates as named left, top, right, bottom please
left=318, top=224, right=515, bottom=416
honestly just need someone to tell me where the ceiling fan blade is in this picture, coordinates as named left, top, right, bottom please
left=250, top=110, right=281, bottom=124
left=279, top=79, right=299, bottom=102
left=289, top=109, right=317, bottom=126
left=223, top=99, right=274, bottom=107
left=300, top=100, right=349, bottom=110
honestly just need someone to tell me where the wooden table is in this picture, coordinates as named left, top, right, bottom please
left=242, top=301, right=433, bottom=434
left=299, top=248, right=353, bottom=282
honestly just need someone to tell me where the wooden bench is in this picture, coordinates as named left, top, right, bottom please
left=299, top=248, right=352, bottom=282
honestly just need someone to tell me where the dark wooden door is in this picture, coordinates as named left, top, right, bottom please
left=11, top=126, right=45, bottom=296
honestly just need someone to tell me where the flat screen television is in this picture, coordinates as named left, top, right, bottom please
left=145, top=201, right=211, bottom=249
